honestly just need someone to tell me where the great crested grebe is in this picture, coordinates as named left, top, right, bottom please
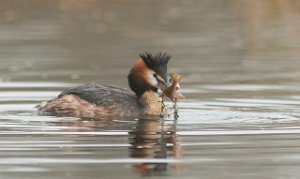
left=37, top=52, right=171, bottom=118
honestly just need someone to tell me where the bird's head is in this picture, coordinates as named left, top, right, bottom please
left=128, top=52, right=171, bottom=97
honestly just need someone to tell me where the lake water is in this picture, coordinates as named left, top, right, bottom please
left=1, top=0, right=300, bottom=178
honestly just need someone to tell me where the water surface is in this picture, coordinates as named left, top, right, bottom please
left=1, top=0, right=300, bottom=178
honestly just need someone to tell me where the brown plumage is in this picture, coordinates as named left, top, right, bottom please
left=37, top=53, right=171, bottom=119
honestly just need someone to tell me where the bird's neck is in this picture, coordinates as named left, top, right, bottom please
left=138, top=91, right=160, bottom=105
left=137, top=91, right=165, bottom=115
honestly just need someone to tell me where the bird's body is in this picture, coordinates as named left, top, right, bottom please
left=37, top=53, right=171, bottom=119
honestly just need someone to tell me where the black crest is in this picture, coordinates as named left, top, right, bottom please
left=140, top=52, right=171, bottom=82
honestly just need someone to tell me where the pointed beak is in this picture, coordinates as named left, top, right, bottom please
left=157, top=79, right=169, bottom=91
left=152, top=73, right=170, bottom=91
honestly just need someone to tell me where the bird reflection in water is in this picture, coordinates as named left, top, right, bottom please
left=128, top=117, right=183, bottom=176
